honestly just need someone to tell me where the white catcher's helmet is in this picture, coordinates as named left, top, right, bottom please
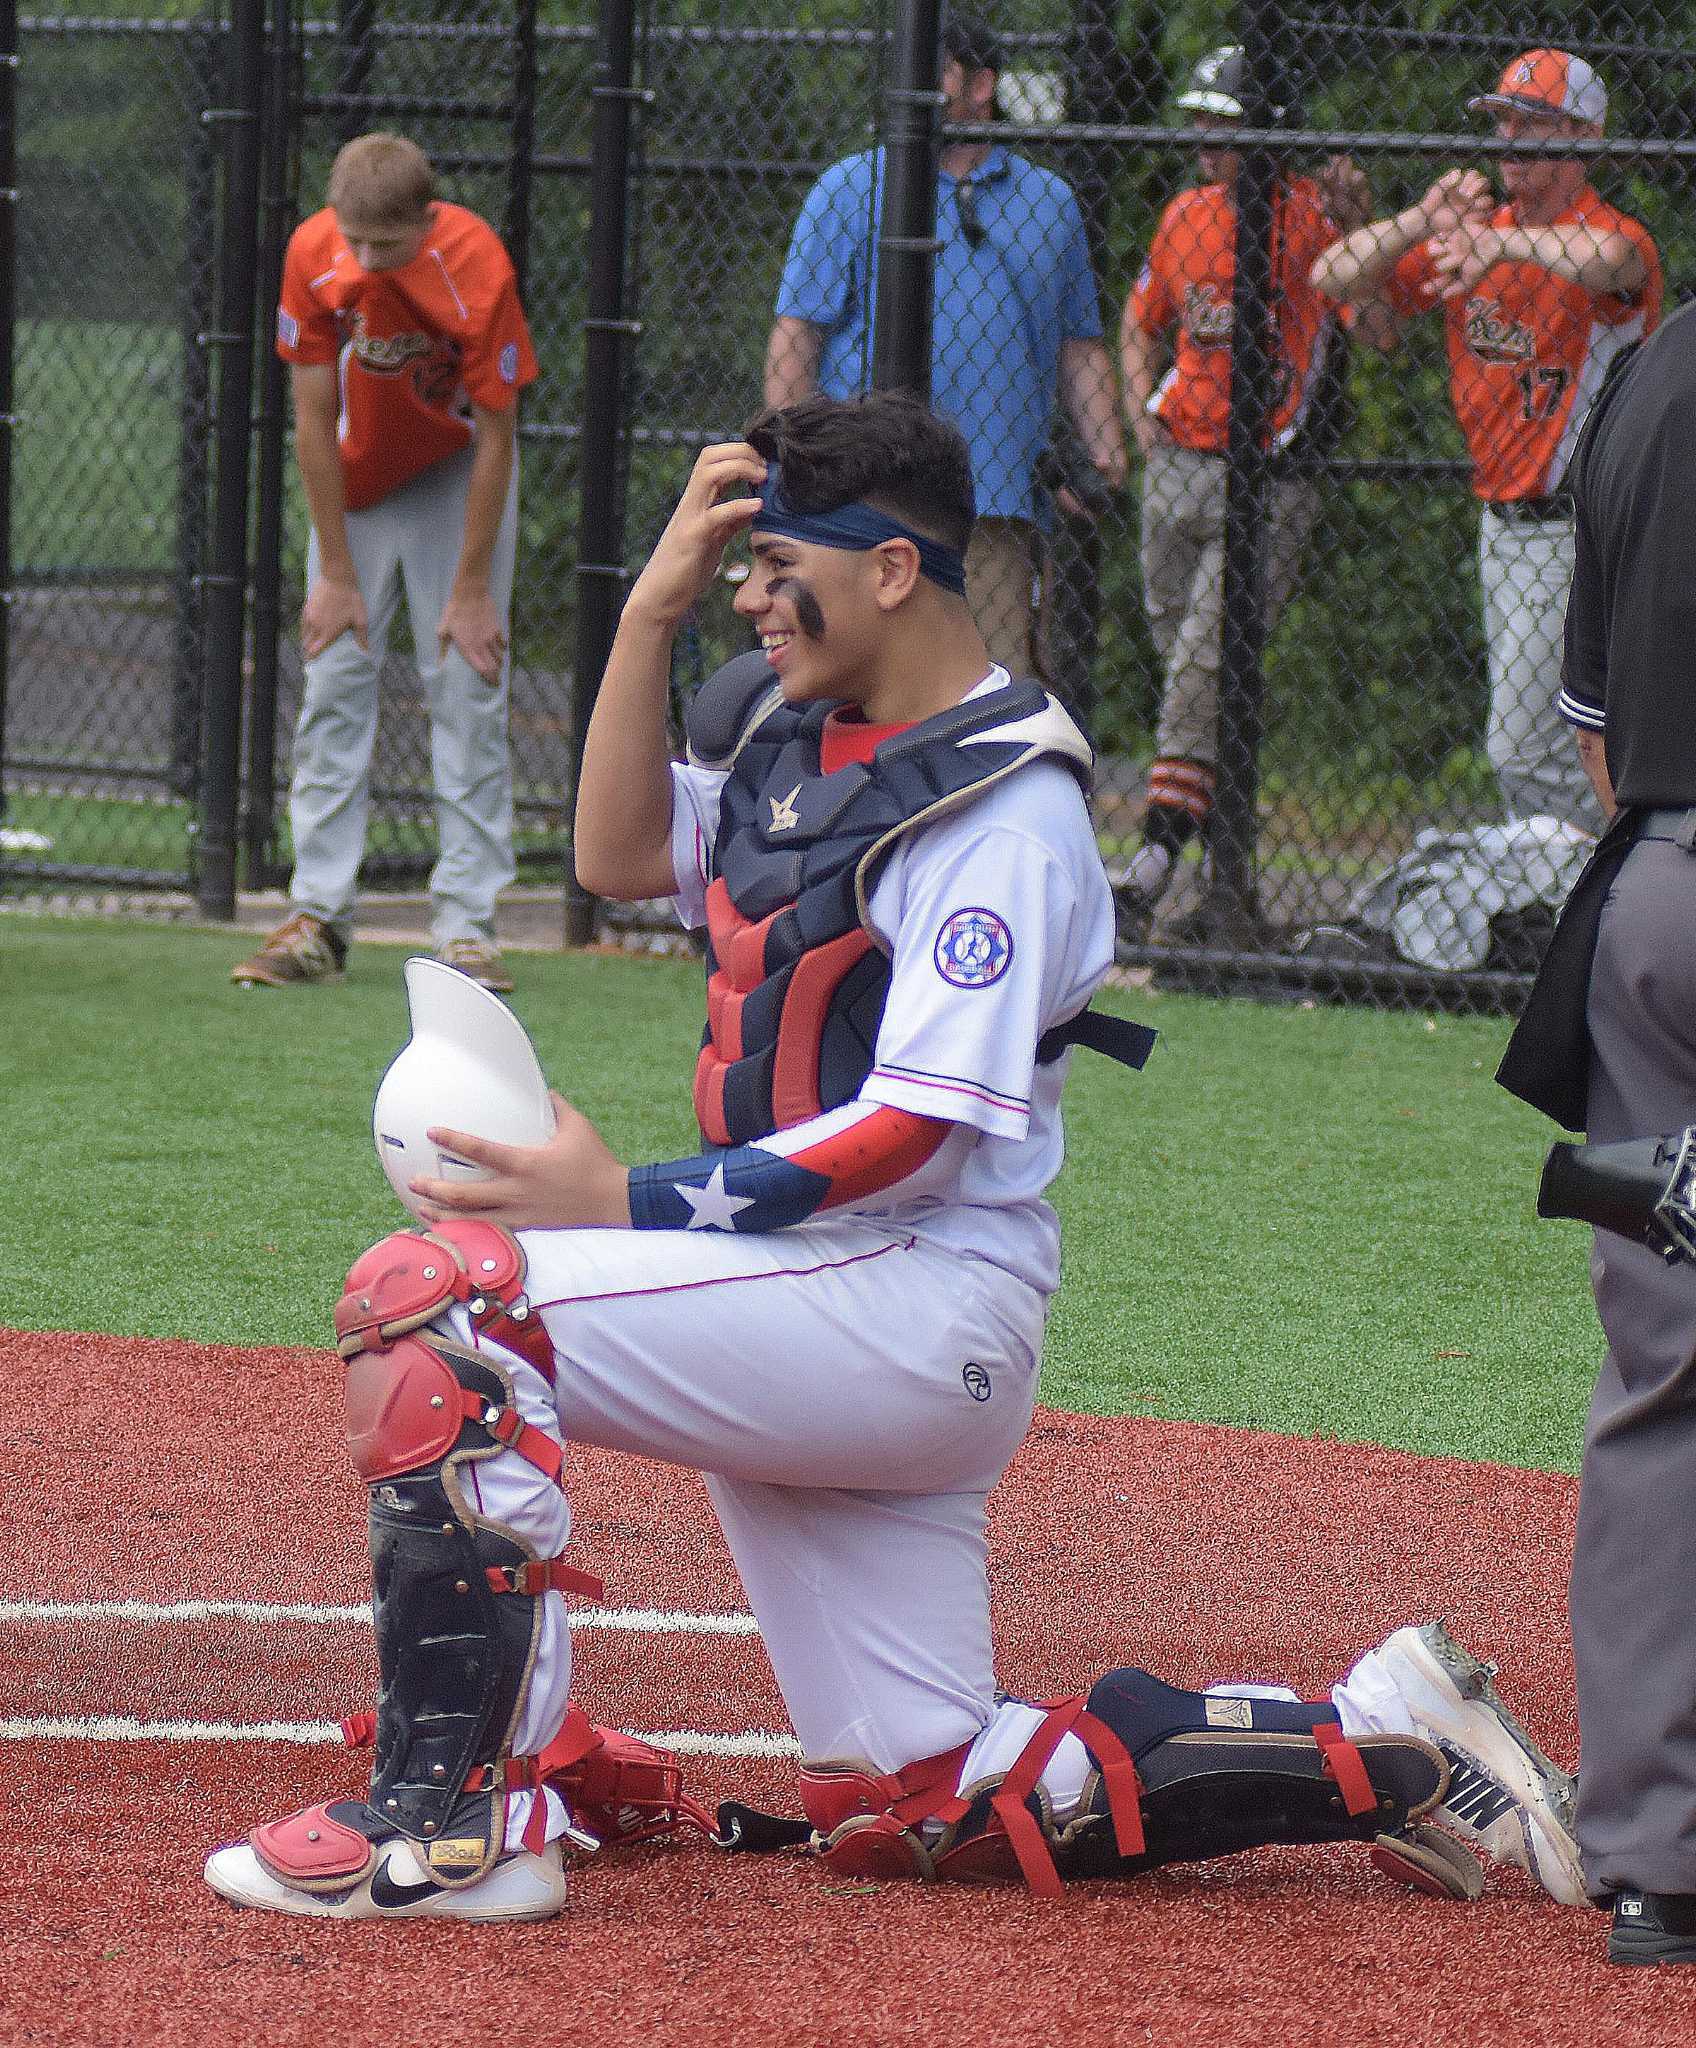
left=372, top=957, right=556, bottom=1220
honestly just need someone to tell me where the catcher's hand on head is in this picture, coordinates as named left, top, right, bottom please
left=626, top=442, right=768, bottom=628
left=412, top=1089, right=632, bottom=1231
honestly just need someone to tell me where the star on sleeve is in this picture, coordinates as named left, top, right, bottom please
left=674, top=1163, right=758, bottom=1231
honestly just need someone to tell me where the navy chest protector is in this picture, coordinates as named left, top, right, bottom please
left=684, top=651, right=1150, bottom=1148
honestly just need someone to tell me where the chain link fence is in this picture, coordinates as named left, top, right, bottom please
left=608, top=0, right=1695, bottom=1006
left=3, top=10, right=221, bottom=892
left=4, top=0, right=1692, bottom=1009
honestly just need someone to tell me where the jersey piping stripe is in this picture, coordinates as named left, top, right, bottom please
left=513, top=1233, right=915, bottom=1314
left=870, top=1062, right=1030, bottom=1114
left=430, top=245, right=470, bottom=322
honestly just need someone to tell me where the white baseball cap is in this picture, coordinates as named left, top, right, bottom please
left=1468, top=49, right=1608, bottom=128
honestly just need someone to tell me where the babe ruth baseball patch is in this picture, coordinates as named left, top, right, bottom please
left=499, top=341, right=519, bottom=383
left=933, top=908, right=1013, bottom=989
left=277, top=307, right=300, bottom=348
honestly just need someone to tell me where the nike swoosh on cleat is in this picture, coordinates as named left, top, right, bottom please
left=367, top=1858, right=444, bottom=1911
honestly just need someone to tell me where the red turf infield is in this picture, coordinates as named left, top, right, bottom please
left=7, top=1328, right=1696, bottom=2047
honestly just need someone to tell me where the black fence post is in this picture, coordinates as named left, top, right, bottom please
left=1044, top=0, right=1121, bottom=729
left=871, top=0, right=942, bottom=396
left=242, top=0, right=296, bottom=888
left=196, top=0, right=266, bottom=921
left=172, top=26, right=217, bottom=806
left=503, top=0, right=539, bottom=303
left=1206, top=0, right=1282, bottom=941
left=335, top=0, right=374, bottom=150
left=0, top=0, right=15, bottom=843
left=567, top=0, right=641, bottom=947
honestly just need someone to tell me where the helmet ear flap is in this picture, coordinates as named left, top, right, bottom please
left=371, top=956, right=556, bottom=1218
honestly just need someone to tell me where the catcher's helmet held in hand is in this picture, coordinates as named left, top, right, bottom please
left=372, top=956, right=556, bottom=1218
left=1175, top=44, right=1299, bottom=126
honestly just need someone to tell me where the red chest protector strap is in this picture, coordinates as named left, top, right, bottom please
left=336, top=1220, right=557, bottom=1385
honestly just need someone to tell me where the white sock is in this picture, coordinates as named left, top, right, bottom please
left=954, top=1700, right=1094, bottom=1825
left=502, top=1786, right=584, bottom=1854
left=1329, top=1643, right=1416, bottom=1741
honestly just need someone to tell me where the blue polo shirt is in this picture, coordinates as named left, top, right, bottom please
left=775, top=144, right=1103, bottom=523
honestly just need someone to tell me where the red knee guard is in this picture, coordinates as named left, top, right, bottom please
left=342, top=1333, right=568, bottom=1487
left=337, top=1220, right=555, bottom=1384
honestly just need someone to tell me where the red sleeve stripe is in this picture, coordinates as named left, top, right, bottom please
left=783, top=1104, right=949, bottom=1208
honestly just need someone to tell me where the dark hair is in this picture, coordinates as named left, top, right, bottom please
left=941, top=10, right=1002, bottom=77
left=744, top=393, right=977, bottom=554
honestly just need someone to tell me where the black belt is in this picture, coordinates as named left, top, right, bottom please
left=1487, top=496, right=1573, bottom=522
left=1638, top=807, right=1696, bottom=844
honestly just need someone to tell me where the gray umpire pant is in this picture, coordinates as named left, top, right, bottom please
left=288, top=444, right=519, bottom=948
left=1575, top=829, right=1696, bottom=1897
left=1478, top=508, right=1604, bottom=837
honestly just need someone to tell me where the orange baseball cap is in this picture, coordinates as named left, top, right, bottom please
left=1468, top=49, right=1608, bottom=126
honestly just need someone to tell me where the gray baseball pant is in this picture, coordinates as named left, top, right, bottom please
left=288, top=444, right=520, bottom=947
left=1478, top=507, right=1604, bottom=837
left=1138, top=438, right=1318, bottom=766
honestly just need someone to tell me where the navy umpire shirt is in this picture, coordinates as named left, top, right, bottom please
left=1559, top=298, right=1696, bottom=807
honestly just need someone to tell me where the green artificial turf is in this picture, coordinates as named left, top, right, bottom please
left=0, top=918, right=1600, bottom=1472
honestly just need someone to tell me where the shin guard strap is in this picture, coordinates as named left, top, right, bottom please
left=487, top=1559, right=603, bottom=1600
left=1313, top=1720, right=1376, bottom=1818
left=994, top=1696, right=1143, bottom=1897
left=1072, top=1707, right=1146, bottom=1859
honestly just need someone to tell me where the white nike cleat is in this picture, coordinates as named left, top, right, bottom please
left=204, top=1835, right=567, bottom=1922
left=1374, top=1621, right=1584, bottom=1906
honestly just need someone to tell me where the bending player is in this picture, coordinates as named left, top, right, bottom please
left=205, top=394, right=1580, bottom=1920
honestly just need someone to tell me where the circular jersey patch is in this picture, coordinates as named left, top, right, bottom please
left=499, top=341, right=519, bottom=383
left=962, top=1363, right=992, bottom=1403
left=933, top=907, right=1013, bottom=989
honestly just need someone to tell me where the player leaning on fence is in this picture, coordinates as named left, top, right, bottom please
left=232, top=133, right=538, bottom=997
left=203, top=392, right=1581, bottom=1924
left=1312, top=50, right=1660, bottom=839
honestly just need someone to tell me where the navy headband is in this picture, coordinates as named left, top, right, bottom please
left=751, top=470, right=968, bottom=596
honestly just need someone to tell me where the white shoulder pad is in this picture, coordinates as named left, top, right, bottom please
left=958, top=693, right=1093, bottom=780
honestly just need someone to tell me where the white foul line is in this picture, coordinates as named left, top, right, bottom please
left=0, top=1598, right=761, bottom=1636
left=0, top=1714, right=800, bottom=1758
left=1, top=1597, right=788, bottom=1753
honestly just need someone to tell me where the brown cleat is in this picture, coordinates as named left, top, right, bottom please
left=435, top=936, right=515, bottom=994
left=231, top=911, right=347, bottom=987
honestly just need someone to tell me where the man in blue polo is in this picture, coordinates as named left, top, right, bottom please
left=764, top=10, right=1125, bottom=675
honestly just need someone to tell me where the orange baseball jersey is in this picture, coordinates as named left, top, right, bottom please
left=1386, top=190, right=1661, bottom=502
left=1127, top=176, right=1341, bottom=454
left=276, top=202, right=538, bottom=512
